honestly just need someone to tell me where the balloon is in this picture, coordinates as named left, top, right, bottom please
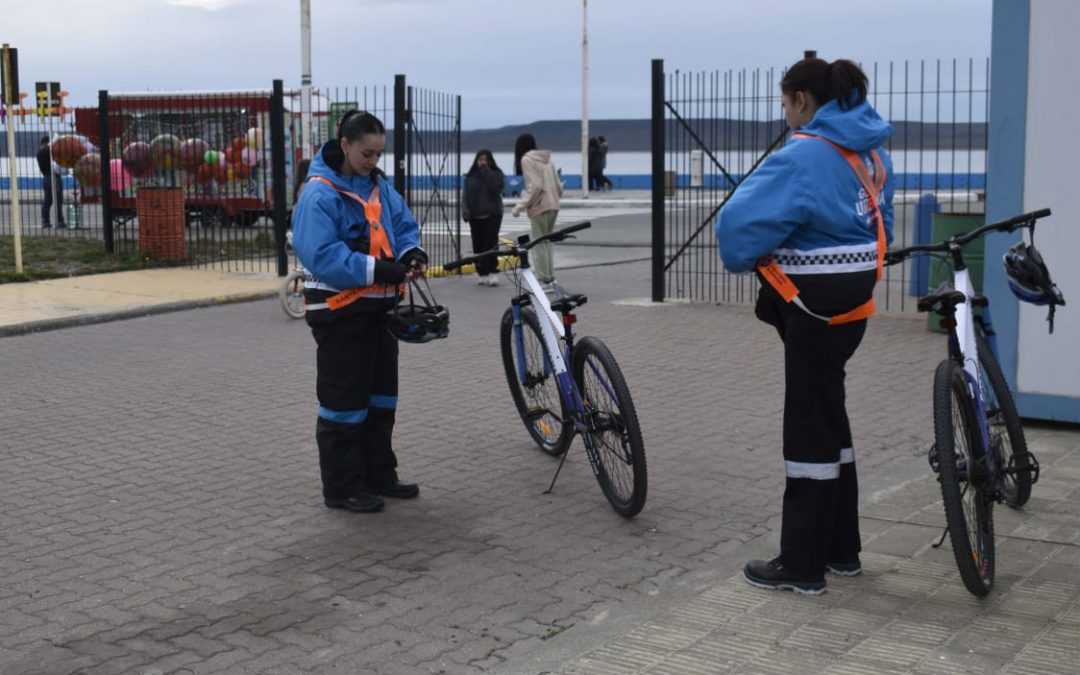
left=51, top=135, right=88, bottom=169
left=195, top=163, right=213, bottom=183
left=212, top=164, right=227, bottom=183
left=233, top=162, right=252, bottom=180
left=218, top=153, right=227, bottom=167
left=224, top=147, right=240, bottom=165
left=240, top=148, right=259, bottom=167
left=226, top=167, right=236, bottom=182
left=109, top=158, right=133, bottom=191
left=231, top=137, right=246, bottom=154
left=245, top=127, right=264, bottom=149
left=203, top=150, right=219, bottom=166
left=178, top=138, right=210, bottom=171
left=122, top=141, right=153, bottom=177
left=72, top=152, right=102, bottom=187
left=149, top=134, right=181, bottom=171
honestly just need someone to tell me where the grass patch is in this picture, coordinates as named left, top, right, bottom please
left=0, top=235, right=182, bottom=283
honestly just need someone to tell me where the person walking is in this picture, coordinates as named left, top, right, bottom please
left=291, top=110, right=429, bottom=514
left=462, top=149, right=505, bottom=286
left=587, top=137, right=603, bottom=191
left=36, top=137, right=67, bottom=228
left=596, top=135, right=612, bottom=191
left=511, top=134, right=562, bottom=292
left=716, top=56, right=895, bottom=594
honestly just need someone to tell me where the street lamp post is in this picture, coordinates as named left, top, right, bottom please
left=300, top=0, right=313, bottom=160
left=581, top=0, right=589, bottom=198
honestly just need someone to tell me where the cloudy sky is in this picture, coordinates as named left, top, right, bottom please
left=3, top=0, right=992, bottom=129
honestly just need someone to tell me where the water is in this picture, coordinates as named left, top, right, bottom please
left=456, top=150, right=986, bottom=176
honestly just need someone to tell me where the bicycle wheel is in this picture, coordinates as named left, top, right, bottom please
left=500, top=306, right=573, bottom=456
left=934, top=358, right=995, bottom=596
left=572, top=336, right=647, bottom=517
left=279, top=270, right=306, bottom=319
left=975, top=333, right=1031, bottom=507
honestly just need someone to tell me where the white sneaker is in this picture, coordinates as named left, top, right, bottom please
left=487, top=276, right=499, bottom=286
left=478, top=276, right=489, bottom=286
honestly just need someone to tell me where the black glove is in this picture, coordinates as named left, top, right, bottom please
left=373, top=259, right=407, bottom=284
left=400, top=249, right=429, bottom=269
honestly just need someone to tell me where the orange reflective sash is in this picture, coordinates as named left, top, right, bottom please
left=308, top=176, right=404, bottom=310
left=755, top=133, right=886, bottom=325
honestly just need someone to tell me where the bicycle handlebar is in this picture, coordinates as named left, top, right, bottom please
left=884, top=208, right=1051, bottom=266
left=442, top=221, right=592, bottom=271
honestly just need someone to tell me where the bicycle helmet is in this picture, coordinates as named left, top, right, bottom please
left=386, top=277, right=449, bottom=344
left=1003, top=241, right=1065, bottom=332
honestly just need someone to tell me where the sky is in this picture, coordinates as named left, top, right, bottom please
left=1, top=0, right=992, bottom=129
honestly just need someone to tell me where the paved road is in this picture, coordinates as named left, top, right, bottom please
left=2, top=212, right=1078, bottom=674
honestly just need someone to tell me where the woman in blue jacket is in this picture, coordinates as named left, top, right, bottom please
left=292, top=110, right=429, bottom=514
left=716, top=57, right=895, bottom=594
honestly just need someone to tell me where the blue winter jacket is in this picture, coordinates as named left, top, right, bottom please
left=292, top=143, right=423, bottom=292
left=716, top=99, right=895, bottom=275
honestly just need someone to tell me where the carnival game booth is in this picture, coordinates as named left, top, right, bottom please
left=69, top=91, right=293, bottom=259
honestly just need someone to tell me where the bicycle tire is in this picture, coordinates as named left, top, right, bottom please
left=975, top=333, right=1031, bottom=507
left=934, top=358, right=995, bottom=597
left=500, top=307, right=573, bottom=456
left=280, top=270, right=306, bottom=320
left=572, top=336, right=647, bottom=517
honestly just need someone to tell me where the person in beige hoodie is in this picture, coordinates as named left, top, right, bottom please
left=511, top=134, right=563, bottom=288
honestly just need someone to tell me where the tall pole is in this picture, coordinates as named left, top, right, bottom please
left=2, top=44, right=23, bottom=273
left=300, top=0, right=313, bottom=160
left=581, top=0, right=589, bottom=198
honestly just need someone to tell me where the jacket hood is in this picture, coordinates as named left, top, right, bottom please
left=525, top=149, right=552, bottom=163
left=800, top=99, right=893, bottom=152
left=306, top=141, right=379, bottom=193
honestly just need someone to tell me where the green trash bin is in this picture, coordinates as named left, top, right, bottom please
left=927, top=212, right=984, bottom=332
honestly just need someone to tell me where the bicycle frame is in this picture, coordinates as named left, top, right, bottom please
left=947, top=264, right=993, bottom=459
left=508, top=266, right=588, bottom=428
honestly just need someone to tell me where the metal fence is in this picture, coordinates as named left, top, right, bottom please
left=2, top=76, right=460, bottom=276
left=651, top=56, right=990, bottom=312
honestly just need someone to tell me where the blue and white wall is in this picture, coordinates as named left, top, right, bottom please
left=986, top=0, right=1080, bottom=422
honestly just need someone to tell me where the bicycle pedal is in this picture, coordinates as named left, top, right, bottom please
left=928, top=444, right=940, bottom=473
left=1005, top=451, right=1041, bottom=484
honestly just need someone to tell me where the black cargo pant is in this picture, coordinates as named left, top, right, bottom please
left=311, top=310, right=400, bottom=500
left=757, top=285, right=867, bottom=578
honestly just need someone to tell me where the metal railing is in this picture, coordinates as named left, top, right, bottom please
left=651, top=57, right=990, bottom=312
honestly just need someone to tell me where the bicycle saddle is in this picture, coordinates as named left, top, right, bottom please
left=918, top=287, right=967, bottom=314
left=550, top=294, right=588, bottom=313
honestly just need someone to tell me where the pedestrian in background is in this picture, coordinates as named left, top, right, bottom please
left=588, top=137, right=602, bottom=191
left=462, top=149, right=505, bottom=286
left=36, top=137, right=66, bottom=228
left=511, top=133, right=562, bottom=292
left=716, top=56, right=895, bottom=595
left=291, top=110, right=429, bottom=514
left=596, top=135, right=612, bottom=191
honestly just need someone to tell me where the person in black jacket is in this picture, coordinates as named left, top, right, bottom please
left=461, top=149, right=505, bottom=286
left=36, top=137, right=66, bottom=228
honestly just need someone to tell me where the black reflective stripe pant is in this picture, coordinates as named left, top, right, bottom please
left=757, top=287, right=867, bottom=577
left=311, top=310, right=399, bottom=499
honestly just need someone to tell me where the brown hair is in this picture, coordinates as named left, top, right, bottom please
left=781, top=58, right=868, bottom=110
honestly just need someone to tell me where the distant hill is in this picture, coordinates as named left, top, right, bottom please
left=462, top=119, right=987, bottom=153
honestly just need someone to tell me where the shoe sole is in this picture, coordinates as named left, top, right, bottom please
left=324, top=499, right=385, bottom=513
left=826, top=566, right=862, bottom=577
left=743, top=571, right=826, bottom=595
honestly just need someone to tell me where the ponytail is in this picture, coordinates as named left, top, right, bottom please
left=781, top=57, right=868, bottom=109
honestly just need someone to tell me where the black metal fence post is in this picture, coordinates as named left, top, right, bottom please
left=651, top=59, right=665, bottom=302
left=393, top=74, right=407, bottom=198
left=98, top=90, right=113, bottom=253
left=270, top=80, right=287, bottom=276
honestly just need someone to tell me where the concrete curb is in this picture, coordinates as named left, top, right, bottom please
left=0, top=289, right=278, bottom=338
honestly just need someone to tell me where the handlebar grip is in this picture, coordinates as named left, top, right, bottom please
left=560, top=221, right=592, bottom=235
left=443, top=259, right=466, bottom=272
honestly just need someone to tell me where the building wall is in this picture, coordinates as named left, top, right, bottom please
left=987, top=0, right=1080, bottom=421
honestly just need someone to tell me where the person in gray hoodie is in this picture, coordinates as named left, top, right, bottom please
left=512, top=134, right=563, bottom=290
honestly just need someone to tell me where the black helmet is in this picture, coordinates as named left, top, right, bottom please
left=386, top=277, right=449, bottom=343
left=1003, top=241, right=1065, bottom=332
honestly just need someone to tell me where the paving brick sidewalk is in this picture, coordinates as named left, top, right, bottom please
left=1, top=253, right=1078, bottom=674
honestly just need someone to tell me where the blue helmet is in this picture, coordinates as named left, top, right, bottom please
left=386, top=278, right=449, bottom=344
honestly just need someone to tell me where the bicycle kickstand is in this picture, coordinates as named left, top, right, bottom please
left=543, top=450, right=571, bottom=495
left=931, top=527, right=949, bottom=549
